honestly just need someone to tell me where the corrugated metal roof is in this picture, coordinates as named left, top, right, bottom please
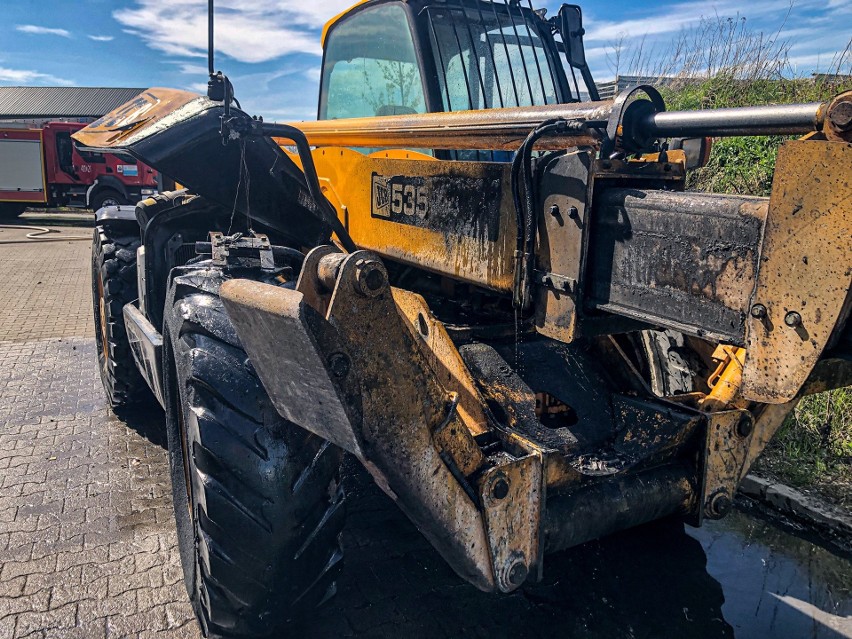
left=0, top=86, right=145, bottom=119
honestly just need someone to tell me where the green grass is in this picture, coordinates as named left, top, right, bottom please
left=661, top=75, right=850, bottom=196
left=755, top=389, right=852, bottom=508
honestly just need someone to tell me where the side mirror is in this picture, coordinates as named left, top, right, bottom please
left=554, top=4, right=599, bottom=101
left=558, top=5, right=587, bottom=68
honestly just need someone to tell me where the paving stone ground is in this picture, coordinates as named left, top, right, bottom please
left=0, top=230, right=92, bottom=342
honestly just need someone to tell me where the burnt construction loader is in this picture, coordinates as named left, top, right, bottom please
left=76, top=0, right=852, bottom=636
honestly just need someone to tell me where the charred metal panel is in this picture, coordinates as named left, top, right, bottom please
left=370, top=169, right=503, bottom=242
left=534, top=150, right=592, bottom=343
left=587, top=189, right=767, bottom=344
left=74, top=89, right=330, bottom=248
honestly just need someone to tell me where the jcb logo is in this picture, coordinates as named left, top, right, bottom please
left=372, top=174, right=429, bottom=220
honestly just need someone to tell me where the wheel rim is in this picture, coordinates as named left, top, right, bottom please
left=176, top=392, right=195, bottom=521
left=96, top=275, right=110, bottom=374
left=101, top=197, right=120, bottom=208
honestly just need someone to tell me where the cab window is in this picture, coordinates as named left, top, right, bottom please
left=320, top=4, right=426, bottom=121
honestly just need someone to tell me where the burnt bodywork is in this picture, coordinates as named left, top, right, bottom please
left=73, top=82, right=852, bottom=595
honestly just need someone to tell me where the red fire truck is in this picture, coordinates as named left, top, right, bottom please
left=0, top=121, right=158, bottom=218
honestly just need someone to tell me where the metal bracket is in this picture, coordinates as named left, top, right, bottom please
left=209, top=231, right=275, bottom=271
left=695, top=409, right=754, bottom=525
left=534, top=270, right=576, bottom=294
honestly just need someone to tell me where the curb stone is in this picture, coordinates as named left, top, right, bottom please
left=739, top=474, right=852, bottom=537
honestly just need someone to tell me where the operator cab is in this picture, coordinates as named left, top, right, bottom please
left=318, top=0, right=597, bottom=160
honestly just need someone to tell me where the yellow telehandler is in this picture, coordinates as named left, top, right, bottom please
left=76, top=1, right=851, bottom=636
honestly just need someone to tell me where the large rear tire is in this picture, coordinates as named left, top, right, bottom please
left=91, top=224, right=146, bottom=407
left=163, top=263, right=345, bottom=639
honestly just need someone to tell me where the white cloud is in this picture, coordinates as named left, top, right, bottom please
left=88, top=35, right=114, bottom=42
left=16, top=24, right=71, bottom=38
left=568, top=0, right=847, bottom=81
left=0, top=66, right=73, bottom=85
left=176, top=63, right=209, bottom=75
left=113, top=0, right=355, bottom=64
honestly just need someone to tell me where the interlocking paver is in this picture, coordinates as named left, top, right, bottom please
left=0, top=337, right=198, bottom=638
left=0, top=230, right=92, bottom=342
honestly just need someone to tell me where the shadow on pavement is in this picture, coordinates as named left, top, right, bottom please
left=116, top=401, right=168, bottom=449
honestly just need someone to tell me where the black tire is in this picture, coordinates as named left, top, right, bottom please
left=163, top=263, right=345, bottom=639
left=92, top=224, right=146, bottom=407
left=0, top=203, right=27, bottom=219
left=91, top=189, right=127, bottom=211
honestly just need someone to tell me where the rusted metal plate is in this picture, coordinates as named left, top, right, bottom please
left=742, top=140, right=852, bottom=403
left=588, top=188, right=767, bottom=344
left=479, top=454, right=544, bottom=593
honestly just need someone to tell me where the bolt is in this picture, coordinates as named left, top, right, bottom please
left=354, top=259, right=387, bottom=297
left=736, top=415, right=754, bottom=438
left=568, top=206, right=579, bottom=219
left=828, top=101, right=852, bottom=132
left=705, top=491, right=732, bottom=520
left=490, top=477, right=509, bottom=500
left=750, top=304, right=767, bottom=319
left=328, top=353, right=350, bottom=379
left=507, top=561, right=528, bottom=587
left=784, top=311, right=802, bottom=328
left=549, top=204, right=560, bottom=217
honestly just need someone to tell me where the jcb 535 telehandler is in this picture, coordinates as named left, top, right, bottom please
left=75, top=0, right=852, bottom=636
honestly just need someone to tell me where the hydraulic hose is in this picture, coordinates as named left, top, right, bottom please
left=257, top=122, right=357, bottom=253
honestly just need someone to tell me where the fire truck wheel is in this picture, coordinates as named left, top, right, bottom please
left=0, top=203, right=27, bottom=219
left=91, top=224, right=147, bottom=408
left=163, top=263, right=345, bottom=639
left=92, top=189, right=128, bottom=211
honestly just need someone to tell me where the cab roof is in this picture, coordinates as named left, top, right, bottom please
left=321, top=0, right=374, bottom=47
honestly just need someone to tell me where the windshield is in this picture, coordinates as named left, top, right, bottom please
left=425, top=2, right=568, bottom=111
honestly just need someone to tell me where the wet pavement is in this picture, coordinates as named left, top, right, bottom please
left=1, top=229, right=851, bottom=638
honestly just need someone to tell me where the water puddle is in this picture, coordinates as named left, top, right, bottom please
left=689, top=510, right=852, bottom=638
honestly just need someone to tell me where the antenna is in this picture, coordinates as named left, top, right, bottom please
left=208, top=0, right=214, bottom=76
left=207, top=0, right=225, bottom=101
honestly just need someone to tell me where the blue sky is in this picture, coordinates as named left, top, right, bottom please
left=1, top=0, right=850, bottom=121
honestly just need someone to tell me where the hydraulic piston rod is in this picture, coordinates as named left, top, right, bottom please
left=642, top=102, right=825, bottom=138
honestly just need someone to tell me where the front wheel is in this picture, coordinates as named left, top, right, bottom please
left=91, top=224, right=146, bottom=407
left=163, top=263, right=345, bottom=638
